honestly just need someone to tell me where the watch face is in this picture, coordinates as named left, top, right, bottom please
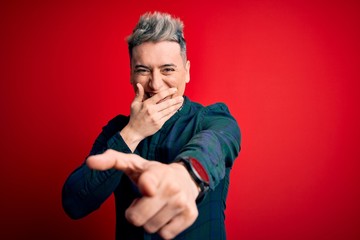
left=189, top=158, right=210, bottom=183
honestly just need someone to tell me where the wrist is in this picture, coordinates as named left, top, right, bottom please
left=120, top=125, right=143, bottom=152
left=172, top=162, right=201, bottom=195
left=174, top=157, right=210, bottom=202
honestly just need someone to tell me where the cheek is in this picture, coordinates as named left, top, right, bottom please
left=167, top=79, right=187, bottom=96
left=164, top=75, right=183, bottom=87
left=131, top=75, right=148, bottom=85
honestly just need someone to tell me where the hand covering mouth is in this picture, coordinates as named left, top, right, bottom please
left=146, top=92, right=171, bottom=103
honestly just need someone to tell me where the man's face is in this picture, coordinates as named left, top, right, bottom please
left=130, top=41, right=190, bottom=101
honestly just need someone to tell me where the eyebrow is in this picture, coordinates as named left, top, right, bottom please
left=161, top=64, right=177, bottom=68
left=134, top=64, right=150, bottom=69
left=134, top=64, right=177, bottom=69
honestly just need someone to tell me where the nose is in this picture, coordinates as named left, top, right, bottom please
left=148, top=70, right=164, bottom=91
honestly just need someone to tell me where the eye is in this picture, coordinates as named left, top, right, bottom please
left=162, top=67, right=175, bottom=74
left=134, top=68, right=150, bottom=75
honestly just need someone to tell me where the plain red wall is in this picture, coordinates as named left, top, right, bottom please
left=1, top=0, right=359, bottom=239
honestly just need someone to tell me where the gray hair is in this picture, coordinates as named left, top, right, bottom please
left=127, top=12, right=187, bottom=61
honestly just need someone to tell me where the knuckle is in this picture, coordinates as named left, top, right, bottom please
left=187, top=206, right=199, bottom=221
left=160, top=228, right=177, bottom=240
left=125, top=210, right=143, bottom=227
left=131, top=100, right=138, bottom=107
left=145, top=107, right=152, bottom=115
left=172, top=194, right=187, bottom=208
left=167, top=182, right=181, bottom=195
left=104, top=149, right=114, bottom=154
left=144, top=223, right=158, bottom=234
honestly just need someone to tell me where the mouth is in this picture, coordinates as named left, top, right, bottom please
left=146, top=92, right=155, bottom=99
left=145, top=92, right=171, bottom=103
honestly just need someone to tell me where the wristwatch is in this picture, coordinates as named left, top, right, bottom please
left=176, top=157, right=210, bottom=202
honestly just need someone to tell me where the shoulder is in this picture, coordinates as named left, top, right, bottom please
left=108, top=114, right=129, bottom=125
left=198, top=101, right=239, bottom=130
left=187, top=99, right=236, bottom=125
left=200, top=102, right=232, bottom=117
left=186, top=97, right=230, bottom=114
left=102, top=114, right=129, bottom=132
left=205, top=102, right=230, bottom=113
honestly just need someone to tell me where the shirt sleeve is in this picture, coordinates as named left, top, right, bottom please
left=62, top=115, right=131, bottom=219
left=175, top=103, right=241, bottom=190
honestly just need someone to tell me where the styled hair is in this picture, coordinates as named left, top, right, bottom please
left=127, top=12, right=187, bottom=61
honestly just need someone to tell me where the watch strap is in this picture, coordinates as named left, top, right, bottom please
left=175, top=157, right=210, bottom=202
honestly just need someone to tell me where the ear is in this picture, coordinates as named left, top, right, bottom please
left=185, top=60, right=190, bottom=83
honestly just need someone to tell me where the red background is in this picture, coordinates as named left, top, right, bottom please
left=1, top=0, right=359, bottom=239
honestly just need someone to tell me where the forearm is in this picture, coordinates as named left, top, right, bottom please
left=62, top=164, right=123, bottom=219
left=176, top=104, right=241, bottom=190
left=62, top=116, right=132, bottom=219
left=176, top=131, right=239, bottom=189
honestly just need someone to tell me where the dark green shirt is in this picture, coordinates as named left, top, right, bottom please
left=62, top=96, right=241, bottom=239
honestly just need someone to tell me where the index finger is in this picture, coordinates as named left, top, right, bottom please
left=86, top=149, right=146, bottom=173
left=148, top=88, right=178, bottom=104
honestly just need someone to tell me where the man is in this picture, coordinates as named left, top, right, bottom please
left=62, top=11, right=241, bottom=240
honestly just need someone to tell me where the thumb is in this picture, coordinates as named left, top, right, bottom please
left=134, top=83, right=145, bottom=102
